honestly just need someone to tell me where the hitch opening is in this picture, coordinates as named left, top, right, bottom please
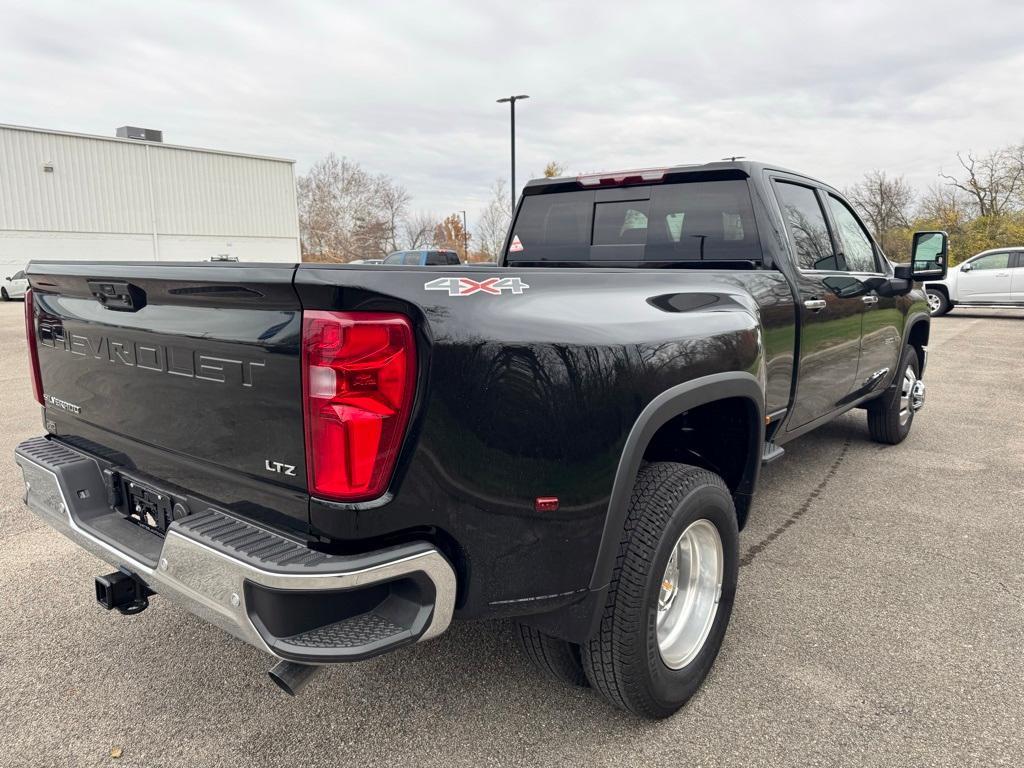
left=95, top=569, right=152, bottom=615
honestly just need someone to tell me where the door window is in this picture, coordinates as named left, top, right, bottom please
left=827, top=195, right=878, bottom=273
left=773, top=182, right=838, bottom=271
left=970, top=253, right=1009, bottom=270
left=383, top=252, right=405, bottom=265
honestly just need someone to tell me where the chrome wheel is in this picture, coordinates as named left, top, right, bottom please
left=926, top=291, right=942, bottom=315
left=898, top=365, right=917, bottom=426
left=656, top=519, right=723, bottom=670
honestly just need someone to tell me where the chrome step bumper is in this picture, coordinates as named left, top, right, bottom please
left=15, top=436, right=457, bottom=663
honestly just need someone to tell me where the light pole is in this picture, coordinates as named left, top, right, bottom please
left=458, top=209, right=468, bottom=259
left=496, top=94, right=529, bottom=213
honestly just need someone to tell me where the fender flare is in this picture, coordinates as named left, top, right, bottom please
left=903, top=312, right=931, bottom=375
left=588, top=371, right=765, bottom=590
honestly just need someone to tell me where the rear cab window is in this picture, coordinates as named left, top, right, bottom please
left=506, top=176, right=763, bottom=266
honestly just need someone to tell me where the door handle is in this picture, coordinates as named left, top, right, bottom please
left=803, top=298, right=827, bottom=312
left=861, top=295, right=879, bottom=305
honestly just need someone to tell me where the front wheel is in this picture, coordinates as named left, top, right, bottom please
left=926, top=288, right=950, bottom=316
left=581, top=462, right=738, bottom=718
left=866, top=345, right=922, bottom=444
left=1, top=287, right=9, bottom=301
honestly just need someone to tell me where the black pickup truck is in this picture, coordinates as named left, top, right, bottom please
left=15, top=161, right=948, bottom=718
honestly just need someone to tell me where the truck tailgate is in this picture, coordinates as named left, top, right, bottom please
left=27, top=262, right=308, bottom=526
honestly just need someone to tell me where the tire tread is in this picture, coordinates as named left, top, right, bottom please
left=514, top=623, right=588, bottom=687
left=582, top=462, right=732, bottom=717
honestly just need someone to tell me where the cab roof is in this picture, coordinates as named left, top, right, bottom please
left=522, top=160, right=828, bottom=195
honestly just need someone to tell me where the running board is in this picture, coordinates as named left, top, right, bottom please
left=762, top=442, right=785, bottom=464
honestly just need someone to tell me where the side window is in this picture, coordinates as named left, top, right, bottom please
left=425, top=251, right=443, bottom=265
left=12, top=271, right=25, bottom=280
left=507, top=192, right=595, bottom=262
left=971, top=253, right=1009, bottom=270
left=403, top=252, right=424, bottom=265
left=773, top=182, right=839, bottom=271
left=383, top=252, right=404, bottom=265
left=447, top=252, right=460, bottom=265
left=827, top=195, right=878, bottom=273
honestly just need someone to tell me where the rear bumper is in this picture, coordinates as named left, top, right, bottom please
left=15, top=436, right=456, bottom=663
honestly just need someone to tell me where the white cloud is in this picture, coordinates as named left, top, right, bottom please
left=2, top=0, right=1023, bottom=226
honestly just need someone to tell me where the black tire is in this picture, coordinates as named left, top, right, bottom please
left=866, top=345, right=920, bottom=445
left=514, top=623, right=588, bottom=687
left=1, top=287, right=8, bottom=301
left=926, top=288, right=950, bottom=316
left=581, top=462, right=739, bottom=719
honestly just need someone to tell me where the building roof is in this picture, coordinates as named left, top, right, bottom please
left=0, top=122, right=295, bottom=164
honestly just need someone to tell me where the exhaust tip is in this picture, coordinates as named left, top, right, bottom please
left=268, top=660, right=319, bottom=696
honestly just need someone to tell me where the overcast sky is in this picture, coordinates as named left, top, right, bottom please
left=2, top=1, right=1023, bottom=228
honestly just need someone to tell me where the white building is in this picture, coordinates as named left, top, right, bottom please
left=0, top=123, right=300, bottom=278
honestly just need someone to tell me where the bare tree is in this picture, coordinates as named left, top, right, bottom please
left=938, top=149, right=1024, bottom=218
left=377, top=181, right=412, bottom=254
left=297, top=153, right=417, bottom=262
left=401, top=211, right=438, bottom=250
left=845, top=170, right=915, bottom=254
left=474, top=179, right=512, bottom=260
left=916, top=183, right=971, bottom=228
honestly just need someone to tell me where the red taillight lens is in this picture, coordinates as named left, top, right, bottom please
left=301, top=311, right=416, bottom=502
left=24, top=288, right=43, bottom=405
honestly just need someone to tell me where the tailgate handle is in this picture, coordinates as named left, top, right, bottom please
left=87, top=280, right=147, bottom=312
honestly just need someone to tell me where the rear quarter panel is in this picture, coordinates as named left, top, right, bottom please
left=296, top=265, right=794, bottom=615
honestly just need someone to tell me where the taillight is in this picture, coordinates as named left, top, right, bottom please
left=24, top=289, right=43, bottom=405
left=301, top=311, right=416, bottom=502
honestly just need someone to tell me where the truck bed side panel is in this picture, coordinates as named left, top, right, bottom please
left=295, top=265, right=795, bottom=615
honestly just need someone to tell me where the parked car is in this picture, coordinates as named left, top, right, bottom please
left=924, top=246, right=1024, bottom=315
left=15, top=160, right=944, bottom=718
left=348, top=258, right=384, bottom=265
left=2, top=270, right=28, bottom=300
left=384, top=249, right=461, bottom=265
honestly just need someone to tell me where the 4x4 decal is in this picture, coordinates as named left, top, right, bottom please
left=424, top=276, right=530, bottom=296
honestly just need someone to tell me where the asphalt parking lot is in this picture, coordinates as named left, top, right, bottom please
left=1, top=300, right=1021, bottom=767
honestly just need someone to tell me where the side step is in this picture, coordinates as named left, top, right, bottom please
left=762, top=442, right=785, bottom=464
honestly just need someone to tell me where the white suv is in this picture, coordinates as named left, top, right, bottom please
left=2, top=270, right=28, bottom=301
left=924, top=247, right=1024, bottom=315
